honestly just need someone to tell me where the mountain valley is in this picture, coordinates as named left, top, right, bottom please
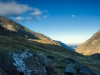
left=0, top=16, right=100, bottom=75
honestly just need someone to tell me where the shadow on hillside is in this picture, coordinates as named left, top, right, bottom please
left=89, top=53, right=100, bottom=61
left=24, top=40, right=84, bottom=58
left=0, top=35, right=84, bottom=59
left=0, top=25, right=38, bottom=40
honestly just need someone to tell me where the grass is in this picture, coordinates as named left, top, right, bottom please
left=0, top=35, right=100, bottom=74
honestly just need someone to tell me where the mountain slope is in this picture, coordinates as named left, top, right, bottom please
left=55, top=41, right=74, bottom=51
left=0, top=16, right=100, bottom=74
left=0, top=16, right=60, bottom=45
left=76, top=30, right=100, bottom=55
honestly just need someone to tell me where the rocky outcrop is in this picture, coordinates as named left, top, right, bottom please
left=76, top=30, right=100, bottom=55
left=0, top=50, right=98, bottom=75
left=64, top=58, right=96, bottom=75
left=0, top=50, right=55, bottom=75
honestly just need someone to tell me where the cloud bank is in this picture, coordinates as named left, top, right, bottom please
left=0, top=1, right=49, bottom=22
left=0, top=1, right=33, bottom=16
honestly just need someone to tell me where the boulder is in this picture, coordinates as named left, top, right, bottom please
left=0, top=50, right=55, bottom=75
left=0, top=50, right=20, bottom=75
left=64, top=58, right=96, bottom=75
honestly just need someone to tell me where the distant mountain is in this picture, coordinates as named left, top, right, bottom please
left=76, top=30, right=100, bottom=55
left=68, top=45, right=78, bottom=49
left=55, top=41, right=75, bottom=51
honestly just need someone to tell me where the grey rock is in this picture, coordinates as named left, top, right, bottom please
left=65, top=64, right=77, bottom=74
left=0, top=50, right=20, bottom=75
left=0, top=50, right=55, bottom=75
left=65, top=58, right=96, bottom=75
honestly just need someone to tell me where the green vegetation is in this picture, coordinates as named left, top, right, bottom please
left=0, top=35, right=100, bottom=74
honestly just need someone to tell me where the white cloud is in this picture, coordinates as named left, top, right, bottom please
left=71, top=15, right=75, bottom=18
left=43, top=15, right=48, bottom=18
left=43, top=14, right=50, bottom=18
left=15, top=16, right=23, bottom=21
left=0, top=1, right=49, bottom=22
left=14, top=16, right=35, bottom=22
left=31, top=11, right=42, bottom=16
left=0, top=1, right=33, bottom=16
left=26, top=17, right=34, bottom=22
left=33, top=8, right=40, bottom=11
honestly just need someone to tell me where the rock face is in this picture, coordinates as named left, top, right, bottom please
left=0, top=50, right=55, bottom=75
left=76, top=30, right=100, bottom=55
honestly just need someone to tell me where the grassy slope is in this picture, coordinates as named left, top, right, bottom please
left=0, top=36, right=100, bottom=74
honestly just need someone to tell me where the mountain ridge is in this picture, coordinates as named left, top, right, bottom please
left=0, top=16, right=61, bottom=45
left=76, top=30, right=100, bottom=55
left=0, top=16, right=100, bottom=74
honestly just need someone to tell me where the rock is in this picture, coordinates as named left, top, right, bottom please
left=0, top=50, right=55, bottom=75
left=64, top=58, right=96, bottom=75
left=0, top=50, right=20, bottom=75
left=0, top=68, right=8, bottom=75
left=65, top=64, right=77, bottom=74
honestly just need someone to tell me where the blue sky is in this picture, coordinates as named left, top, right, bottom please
left=0, top=0, right=100, bottom=45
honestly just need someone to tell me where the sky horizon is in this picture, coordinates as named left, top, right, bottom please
left=0, top=0, right=100, bottom=45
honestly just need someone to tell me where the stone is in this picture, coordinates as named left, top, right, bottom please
left=64, top=58, right=96, bottom=75
left=0, top=50, right=55, bottom=75
left=65, top=64, right=77, bottom=74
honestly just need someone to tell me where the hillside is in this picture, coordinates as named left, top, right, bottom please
left=55, top=41, right=74, bottom=51
left=0, top=16, right=61, bottom=45
left=76, top=30, right=100, bottom=55
left=0, top=16, right=100, bottom=75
